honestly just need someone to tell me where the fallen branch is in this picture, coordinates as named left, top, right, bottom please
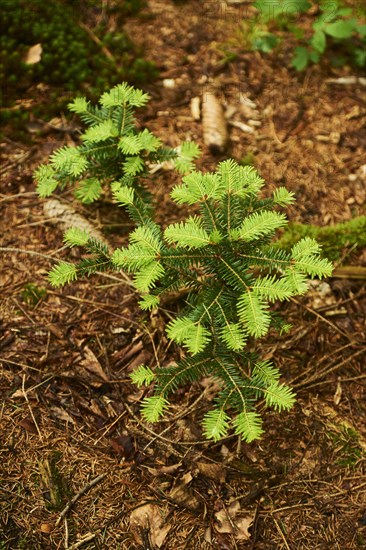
left=331, top=266, right=366, bottom=279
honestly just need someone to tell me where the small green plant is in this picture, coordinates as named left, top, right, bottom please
left=35, top=83, right=200, bottom=204
left=250, top=0, right=366, bottom=70
left=48, top=158, right=333, bottom=442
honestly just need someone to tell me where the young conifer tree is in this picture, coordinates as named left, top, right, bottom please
left=49, top=159, right=333, bottom=442
left=34, top=83, right=200, bottom=205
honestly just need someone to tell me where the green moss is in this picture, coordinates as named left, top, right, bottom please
left=0, top=0, right=157, bottom=122
left=328, top=426, right=364, bottom=468
left=21, top=283, right=47, bottom=307
left=240, top=152, right=256, bottom=167
left=277, top=216, right=366, bottom=261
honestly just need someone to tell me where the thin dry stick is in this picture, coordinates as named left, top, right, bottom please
left=55, top=473, right=107, bottom=528
left=143, top=391, right=209, bottom=451
left=328, top=480, right=366, bottom=498
left=145, top=327, right=161, bottom=368
left=10, top=297, right=36, bottom=325
left=125, top=402, right=210, bottom=449
left=0, top=192, right=38, bottom=203
left=310, top=346, right=365, bottom=380
left=290, top=297, right=355, bottom=342
left=79, top=21, right=114, bottom=60
left=62, top=294, right=126, bottom=309
left=61, top=295, right=140, bottom=326
left=64, top=518, right=69, bottom=550
left=67, top=533, right=96, bottom=550
left=93, top=411, right=127, bottom=445
left=22, top=374, right=43, bottom=441
left=289, top=342, right=355, bottom=386
left=124, top=402, right=184, bottom=458
left=2, top=358, right=42, bottom=372
left=272, top=516, right=291, bottom=550
left=0, top=247, right=60, bottom=262
left=303, top=370, right=366, bottom=389
left=0, top=247, right=133, bottom=286
left=26, top=376, right=55, bottom=393
left=295, top=348, right=366, bottom=390
left=316, top=287, right=366, bottom=313
left=270, top=503, right=314, bottom=514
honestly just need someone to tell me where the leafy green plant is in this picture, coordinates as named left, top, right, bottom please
left=34, top=83, right=200, bottom=204
left=250, top=0, right=366, bottom=69
left=49, top=158, right=332, bottom=442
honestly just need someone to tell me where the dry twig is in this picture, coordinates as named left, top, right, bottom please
left=55, top=473, right=107, bottom=528
left=22, top=374, right=43, bottom=441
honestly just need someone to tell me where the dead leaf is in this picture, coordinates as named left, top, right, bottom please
left=24, top=43, right=42, bottom=64
left=80, top=346, right=108, bottom=381
left=169, top=483, right=201, bottom=511
left=50, top=406, right=76, bottom=425
left=214, top=501, right=253, bottom=540
left=19, top=416, right=38, bottom=434
left=146, top=462, right=183, bottom=476
left=12, top=388, right=27, bottom=398
left=196, top=462, right=226, bottom=483
left=235, top=516, right=254, bottom=540
left=109, top=435, right=135, bottom=460
left=204, top=525, right=212, bottom=543
left=130, top=503, right=171, bottom=549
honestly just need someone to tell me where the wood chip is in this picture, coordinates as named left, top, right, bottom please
left=190, top=96, right=201, bottom=120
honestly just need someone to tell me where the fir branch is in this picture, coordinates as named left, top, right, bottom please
left=237, top=291, right=271, bottom=337
left=233, top=411, right=264, bottom=442
left=203, top=410, right=230, bottom=441
left=230, top=211, right=288, bottom=242
left=130, top=365, right=156, bottom=387
left=74, top=178, right=102, bottom=204
left=164, top=217, right=212, bottom=249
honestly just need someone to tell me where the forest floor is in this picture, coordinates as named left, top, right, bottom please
left=1, top=1, right=366, bottom=549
